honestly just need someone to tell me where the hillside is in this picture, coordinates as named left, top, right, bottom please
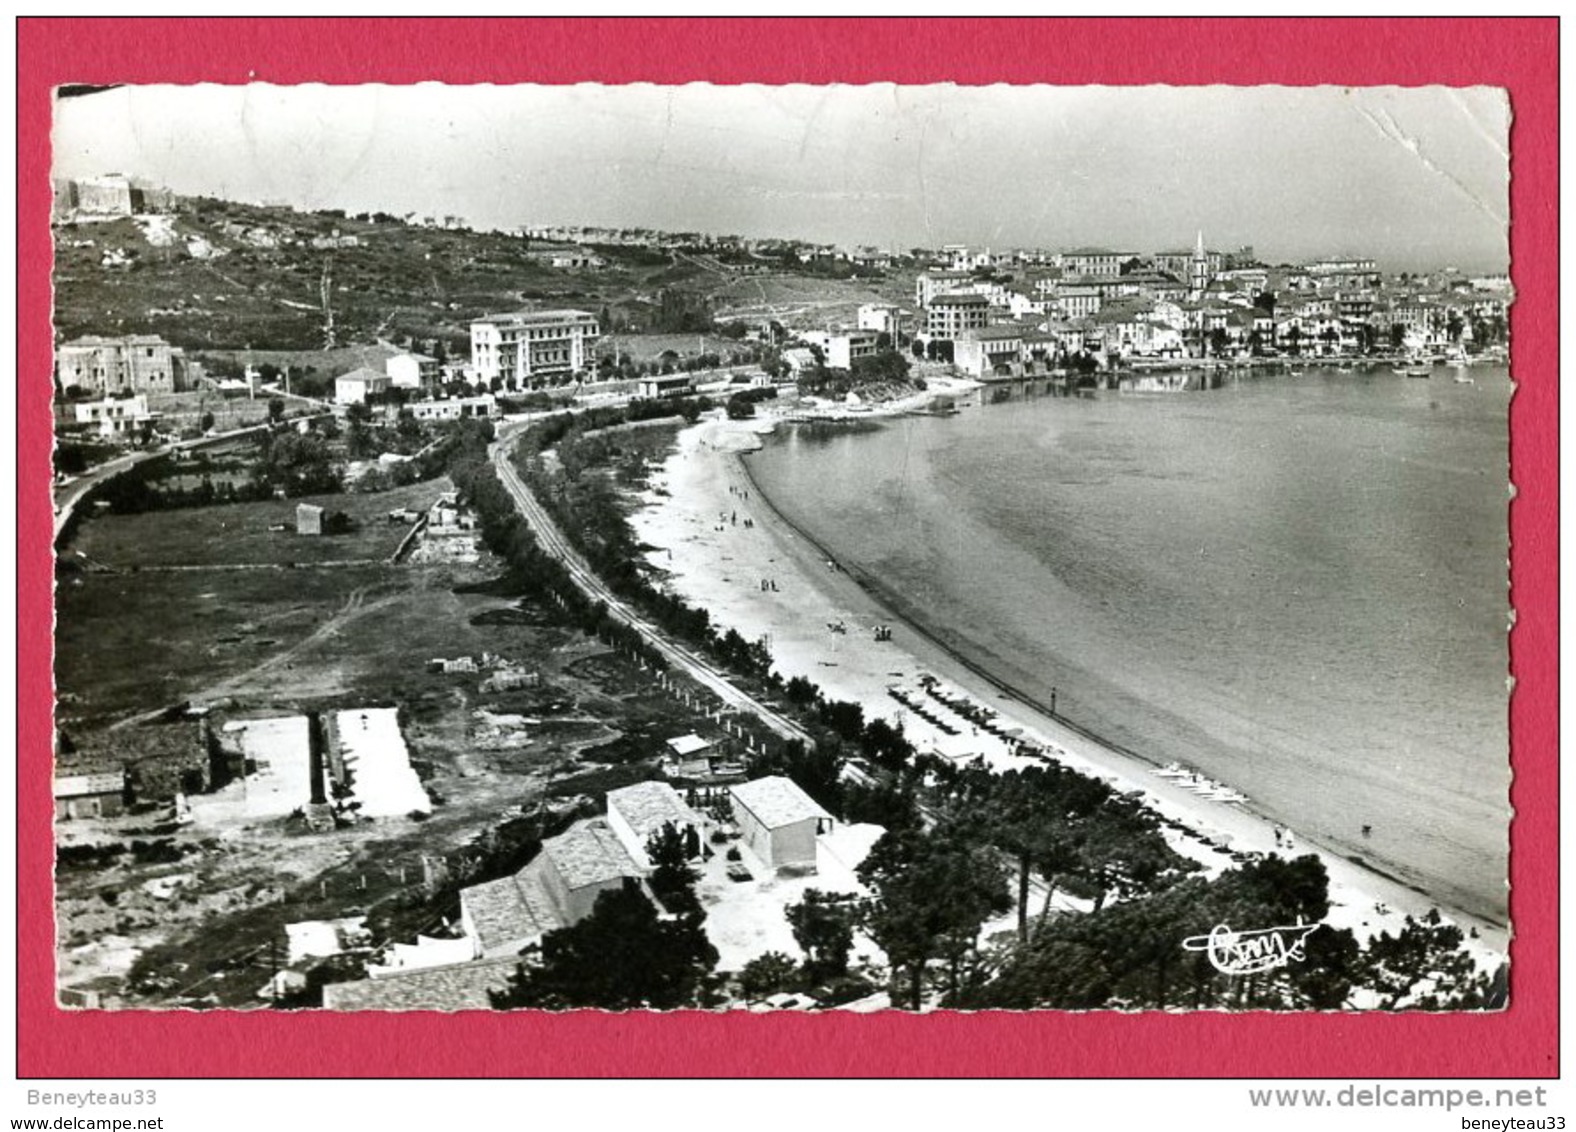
left=51, top=197, right=916, bottom=354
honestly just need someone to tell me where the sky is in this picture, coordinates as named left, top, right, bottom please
left=52, top=83, right=1510, bottom=272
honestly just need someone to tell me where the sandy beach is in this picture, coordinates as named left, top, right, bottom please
left=628, top=394, right=1509, bottom=991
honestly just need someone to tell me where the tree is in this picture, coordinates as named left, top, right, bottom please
left=490, top=881, right=718, bottom=1010
left=786, top=890, right=856, bottom=981
left=738, top=951, right=799, bottom=1001
left=199, top=411, right=216, bottom=433
left=268, top=396, right=286, bottom=424
left=646, top=821, right=700, bottom=914
left=856, top=824, right=1011, bottom=1009
left=1359, top=908, right=1494, bottom=1010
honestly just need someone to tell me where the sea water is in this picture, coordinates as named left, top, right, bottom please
left=746, top=367, right=1511, bottom=924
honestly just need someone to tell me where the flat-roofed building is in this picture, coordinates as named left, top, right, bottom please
left=385, top=351, right=439, bottom=390
left=70, top=395, right=153, bottom=439
left=801, top=329, right=880, bottom=370
left=924, top=293, right=990, bottom=340
left=53, top=772, right=127, bottom=821
left=469, top=309, right=600, bottom=389
left=1060, top=248, right=1136, bottom=278
left=729, top=775, right=834, bottom=872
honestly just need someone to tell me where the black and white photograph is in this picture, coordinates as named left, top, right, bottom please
left=49, top=81, right=1512, bottom=1016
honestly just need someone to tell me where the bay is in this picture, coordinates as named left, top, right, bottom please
left=745, top=366, right=1511, bottom=924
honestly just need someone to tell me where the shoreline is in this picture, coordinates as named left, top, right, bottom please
left=627, top=403, right=1509, bottom=983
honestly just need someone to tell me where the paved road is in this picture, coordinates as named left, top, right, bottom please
left=53, top=414, right=332, bottom=543
left=489, top=423, right=813, bottom=747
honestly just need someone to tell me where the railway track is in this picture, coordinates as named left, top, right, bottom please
left=489, top=429, right=812, bottom=747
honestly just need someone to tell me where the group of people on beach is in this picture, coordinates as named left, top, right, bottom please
left=760, top=578, right=779, bottom=592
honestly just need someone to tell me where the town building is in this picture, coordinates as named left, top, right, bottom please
left=56, top=335, right=193, bottom=396
left=70, top=395, right=154, bottom=439
left=729, top=776, right=834, bottom=872
left=459, top=818, right=647, bottom=959
left=53, top=772, right=127, bottom=820
left=605, top=781, right=708, bottom=870
left=61, top=174, right=134, bottom=218
left=924, top=293, right=990, bottom=340
left=914, top=271, right=974, bottom=309
left=1059, top=248, right=1137, bottom=278
left=1153, top=234, right=1222, bottom=292
left=636, top=374, right=697, bottom=400
left=856, top=303, right=904, bottom=338
left=405, top=395, right=497, bottom=422
left=955, top=325, right=1027, bottom=378
left=469, top=309, right=600, bottom=388
left=385, top=352, right=439, bottom=391
left=800, top=329, right=880, bottom=370
left=334, top=367, right=393, bottom=405
left=1055, top=285, right=1103, bottom=320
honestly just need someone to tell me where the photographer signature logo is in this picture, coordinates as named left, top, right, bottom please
left=1182, top=919, right=1321, bottom=975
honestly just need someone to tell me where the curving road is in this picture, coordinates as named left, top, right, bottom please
left=489, top=423, right=812, bottom=746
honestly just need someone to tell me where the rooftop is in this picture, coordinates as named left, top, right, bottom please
left=606, top=781, right=705, bottom=845
left=474, top=309, right=598, bottom=327
left=321, top=956, right=520, bottom=1012
left=54, top=772, right=124, bottom=798
left=541, top=819, right=646, bottom=891
left=460, top=868, right=563, bottom=953
left=336, top=366, right=392, bottom=384
left=967, top=324, right=1028, bottom=342
left=666, top=734, right=711, bottom=757
left=730, top=776, right=832, bottom=831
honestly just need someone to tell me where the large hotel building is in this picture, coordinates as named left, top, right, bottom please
left=468, top=309, right=600, bottom=388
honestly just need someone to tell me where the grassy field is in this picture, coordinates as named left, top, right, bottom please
left=71, top=478, right=453, bottom=568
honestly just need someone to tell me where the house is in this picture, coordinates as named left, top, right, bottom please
left=635, top=374, right=696, bottom=400
left=729, top=776, right=834, bottom=872
left=53, top=772, right=127, bottom=820
left=856, top=303, right=903, bottom=338
left=405, top=394, right=496, bottom=422
left=605, top=780, right=707, bottom=869
left=459, top=819, right=646, bottom=958
left=56, top=334, right=193, bottom=396
left=66, top=173, right=134, bottom=217
left=296, top=503, right=324, bottom=536
left=469, top=309, right=600, bottom=388
left=914, top=271, right=974, bottom=309
left=71, top=395, right=154, bottom=439
left=384, top=351, right=439, bottom=390
left=955, top=325, right=1027, bottom=378
left=800, top=329, right=880, bottom=370
left=924, top=293, right=990, bottom=340
left=321, top=956, right=520, bottom=1011
left=334, top=367, right=393, bottom=405
left=1059, top=247, right=1137, bottom=278
left=662, top=733, right=714, bottom=777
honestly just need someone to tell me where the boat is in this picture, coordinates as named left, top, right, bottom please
left=1393, top=366, right=1431, bottom=378
left=1454, top=374, right=1476, bottom=385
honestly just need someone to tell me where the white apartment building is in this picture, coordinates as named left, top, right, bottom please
left=469, top=309, right=600, bottom=388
